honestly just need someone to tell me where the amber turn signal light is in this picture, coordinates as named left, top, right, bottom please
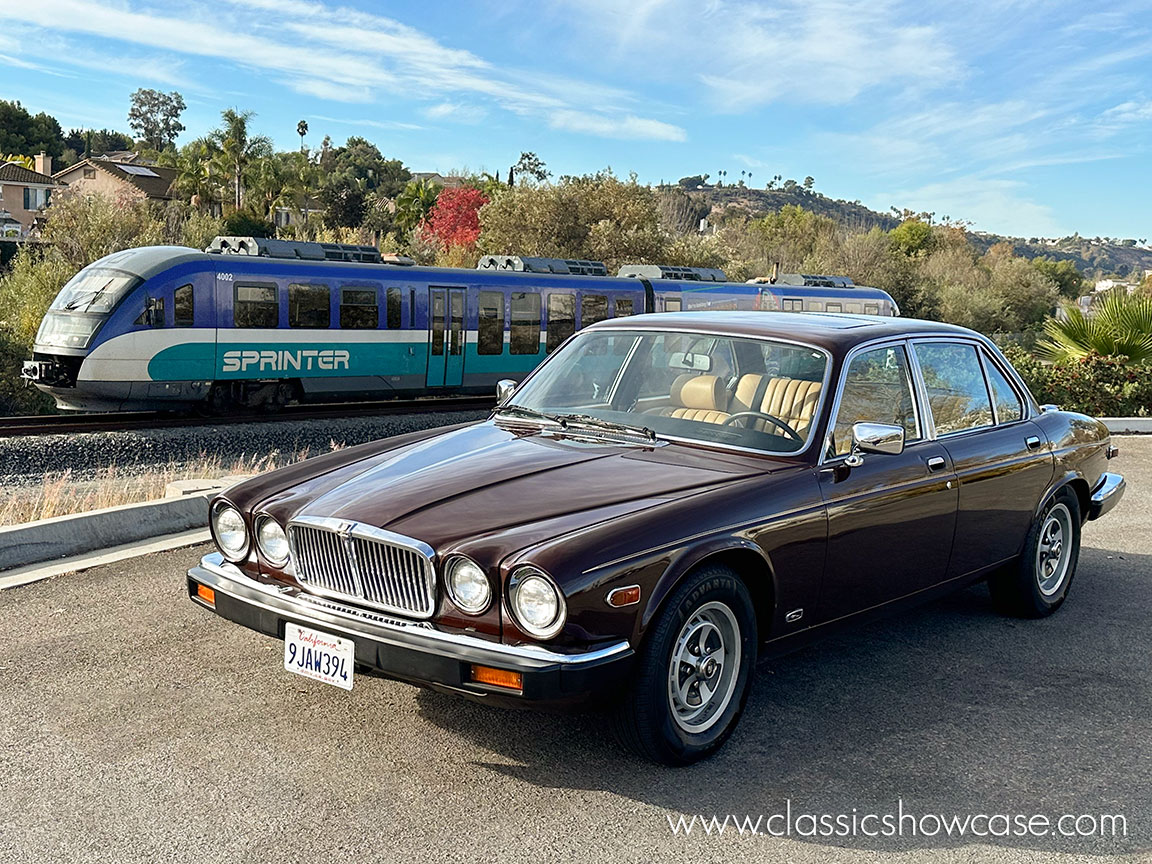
left=195, top=583, right=216, bottom=607
left=469, top=664, right=523, bottom=691
left=607, top=585, right=641, bottom=607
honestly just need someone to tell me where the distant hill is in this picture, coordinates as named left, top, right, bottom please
left=683, top=182, right=1152, bottom=280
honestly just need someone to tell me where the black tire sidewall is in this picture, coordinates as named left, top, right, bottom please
left=1022, top=488, right=1081, bottom=615
left=636, top=567, right=757, bottom=764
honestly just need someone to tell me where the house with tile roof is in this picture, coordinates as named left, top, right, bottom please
left=0, top=154, right=61, bottom=237
left=53, top=156, right=178, bottom=203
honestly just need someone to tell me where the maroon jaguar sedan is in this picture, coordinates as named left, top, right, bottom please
left=188, top=312, right=1124, bottom=764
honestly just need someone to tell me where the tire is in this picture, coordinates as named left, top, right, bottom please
left=989, top=487, right=1081, bottom=618
left=612, top=564, right=757, bottom=765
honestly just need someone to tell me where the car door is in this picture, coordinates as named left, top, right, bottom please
left=816, top=341, right=959, bottom=623
left=910, top=339, right=1054, bottom=578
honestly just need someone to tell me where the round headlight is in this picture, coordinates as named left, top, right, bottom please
left=255, top=515, right=289, bottom=565
left=446, top=556, right=491, bottom=614
left=211, top=502, right=248, bottom=561
left=509, top=567, right=566, bottom=639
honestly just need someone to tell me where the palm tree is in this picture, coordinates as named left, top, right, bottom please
left=395, top=178, right=441, bottom=233
left=209, top=108, right=273, bottom=210
left=170, top=138, right=221, bottom=210
left=1037, top=291, right=1152, bottom=364
left=297, top=119, right=308, bottom=153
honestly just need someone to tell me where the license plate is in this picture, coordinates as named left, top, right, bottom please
left=284, top=623, right=354, bottom=690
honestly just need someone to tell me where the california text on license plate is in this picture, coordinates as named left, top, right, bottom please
left=284, top=623, right=354, bottom=690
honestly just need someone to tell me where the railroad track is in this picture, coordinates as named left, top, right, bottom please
left=0, top=395, right=496, bottom=438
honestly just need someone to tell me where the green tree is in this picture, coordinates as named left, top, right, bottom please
left=1036, top=292, right=1152, bottom=364
left=320, top=178, right=367, bottom=229
left=209, top=109, right=273, bottom=210
left=512, top=151, right=549, bottom=182
left=395, top=178, right=442, bottom=233
left=1031, top=256, right=1088, bottom=299
left=127, top=89, right=186, bottom=150
left=297, top=119, right=308, bottom=153
left=677, top=174, right=709, bottom=189
left=0, top=100, right=65, bottom=162
left=889, top=218, right=936, bottom=257
left=168, top=138, right=222, bottom=209
left=325, top=137, right=410, bottom=197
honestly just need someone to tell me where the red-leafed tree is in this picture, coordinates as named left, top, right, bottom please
left=426, top=186, right=489, bottom=248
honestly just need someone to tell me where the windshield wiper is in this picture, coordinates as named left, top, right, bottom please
left=554, top=413, right=659, bottom=442
left=494, top=404, right=565, bottom=426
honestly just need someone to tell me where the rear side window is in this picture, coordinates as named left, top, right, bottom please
left=174, top=284, right=194, bottom=327
left=288, top=283, right=330, bottom=328
left=984, top=353, right=1023, bottom=423
left=478, top=291, right=504, bottom=355
left=547, top=293, right=576, bottom=352
left=234, top=283, right=278, bottom=328
left=914, top=342, right=995, bottom=435
left=340, top=288, right=377, bottom=329
left=510, top=292, right=541, bottom=355
left=582, top=294, right=608, bottom=327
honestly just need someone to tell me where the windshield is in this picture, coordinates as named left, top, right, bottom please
left=35, top=312, right=104, bottom=349
left=49, top=266, right=140, bottom=315
left=503, top=329, right=829, bottom=454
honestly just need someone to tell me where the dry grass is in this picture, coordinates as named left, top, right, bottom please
left=0, top=445, right=336, bottom=527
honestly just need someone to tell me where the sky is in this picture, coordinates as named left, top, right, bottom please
left=1, top=0, right=1149, bottom=240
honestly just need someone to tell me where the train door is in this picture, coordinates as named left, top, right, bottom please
left=427, top=286, right=466, bottom=387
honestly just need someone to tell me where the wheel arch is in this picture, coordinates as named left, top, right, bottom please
left=1037, top=471, right=1090, bottom=524
left=640, top=539, right=776, bottom=646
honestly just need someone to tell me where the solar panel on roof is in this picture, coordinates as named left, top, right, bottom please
left=119, top=165, right=160, bottom=177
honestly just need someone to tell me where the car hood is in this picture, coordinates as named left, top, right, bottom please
left=281, top=422, right=766, bottom=553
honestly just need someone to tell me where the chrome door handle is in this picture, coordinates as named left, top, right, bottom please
left=1025, top=436, right=1042, bottom=450
left=927, top=456, right=946, bottom=472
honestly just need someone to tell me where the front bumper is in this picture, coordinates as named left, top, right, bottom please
left=187, top=553, right=634, bottom=707
left=1088, top=472, right=1125, bottom=520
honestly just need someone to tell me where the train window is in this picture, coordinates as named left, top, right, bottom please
left=478, top=291, right=504, bottom=355
left=510, top=292, right=541, bottom=355
left=615, top=298, right=634, bottom=317
left=664, top=298, right=682, bottom=312
left=289, top=283, right=331, bottom=328
left=826, top=302, right=843, bottom=313
left=234, top=283, right=279, bottom=328
left=782, top=298, right=802, bottom=311
left=581, top=294, right=608, bottom=327
left=449, top=291, right=464, bottom=356
left=864, top=303, right=880, bottom=316
left=430, top=292, right=446, bottom=356
left=409, top=289, right=415, bottom=327
left=340, top=288, right=378, bottom=329
left=547, top=294, right=576, bottom=352
left=845, top=302, right=862, bottom=314
left=805, top=300, right=824, bottom=312
left=387, top=287, right=402, bottom=329
left=174, top=284, right=194, bottom=327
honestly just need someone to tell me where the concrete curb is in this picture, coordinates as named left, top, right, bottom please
left=0, top=494, right=212, bottom=572
left=1103, top=418, right=1152, bottom=434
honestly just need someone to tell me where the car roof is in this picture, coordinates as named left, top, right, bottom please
left=589, top=311, right=980, bottom=354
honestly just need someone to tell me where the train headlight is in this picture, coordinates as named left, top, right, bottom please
left=445, top=556, right=491, bottom=614
left=509, top=566, right=566, bottom=639
left=255, top=515, right=290, bottom=566
left=210, top=502, right=249, bottom=562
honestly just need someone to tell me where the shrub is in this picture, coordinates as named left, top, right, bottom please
left=1004, top=345, right=1152, bottom=417
left=222, top=209, right=275, bottom=238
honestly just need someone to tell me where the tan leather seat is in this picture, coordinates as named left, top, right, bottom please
left=647, top=374, right=730, bottom=424
left=731, top=375, right=822, bottom=436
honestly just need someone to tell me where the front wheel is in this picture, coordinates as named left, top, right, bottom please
left=989, top=487, right=1081, bottom=617
left=612, top=565, right=757, bottom=765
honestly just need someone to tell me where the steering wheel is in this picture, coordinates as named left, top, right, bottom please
left=722, top=411, right=803, bottom=442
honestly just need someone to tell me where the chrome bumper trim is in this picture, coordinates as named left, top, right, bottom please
left=1088, top=472, right=1125, bottom=520
left=189, top=552, right=630, bottom=667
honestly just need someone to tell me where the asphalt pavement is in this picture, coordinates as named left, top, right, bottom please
left=2, top=438, right=1150, bottom=864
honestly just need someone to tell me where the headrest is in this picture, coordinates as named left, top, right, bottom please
left=672, top=374, right=726, bottom=411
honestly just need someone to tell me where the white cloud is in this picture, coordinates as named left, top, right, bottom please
left=1099, top=99, right=1152, bottom=124
left=0, top=0, right=682, bottom=142
left=423, top=103, right=488, bottom=124
left=548, top=110, right=687, bottom=141
left=310, top=114, right=424, bottom=132
left=875, top=178, right=1067, bottom=238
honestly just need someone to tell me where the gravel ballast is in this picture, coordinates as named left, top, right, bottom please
left=0, top=409, right=490, bottom=484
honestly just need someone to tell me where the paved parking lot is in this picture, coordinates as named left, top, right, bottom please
left=1, top=439, right=1149, bottom=864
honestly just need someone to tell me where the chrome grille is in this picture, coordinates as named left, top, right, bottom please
left=287, top=517, right=436, bottom=619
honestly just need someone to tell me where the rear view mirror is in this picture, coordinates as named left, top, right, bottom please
left=668, top=351, right=711, bottom=372
left=845, top=422, right=904, bottom=467
left=496, top=379, right=517, bottom=404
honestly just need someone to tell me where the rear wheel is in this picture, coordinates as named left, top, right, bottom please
left=612, top=565, right=756, bottom=765
left=989, top=487, right=1081, bottom=617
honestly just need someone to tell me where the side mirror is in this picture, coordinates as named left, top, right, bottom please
left=845, top=422, right=904, bottom=467
left=496, top=379, right=518, bottom=404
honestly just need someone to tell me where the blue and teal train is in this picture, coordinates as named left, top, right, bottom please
left=21, top=236, right=898, bottom=412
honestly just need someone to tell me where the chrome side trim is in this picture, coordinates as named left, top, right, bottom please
left=190, top=553, right=631, bottom=666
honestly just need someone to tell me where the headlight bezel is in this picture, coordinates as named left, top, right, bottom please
left=254, top=514, right=290, bottom=566
left=210, top=500, right=249, bottom=563
left=508, top=565, right=567, bottom=640
left=444, top=555, right=492, bottom=615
